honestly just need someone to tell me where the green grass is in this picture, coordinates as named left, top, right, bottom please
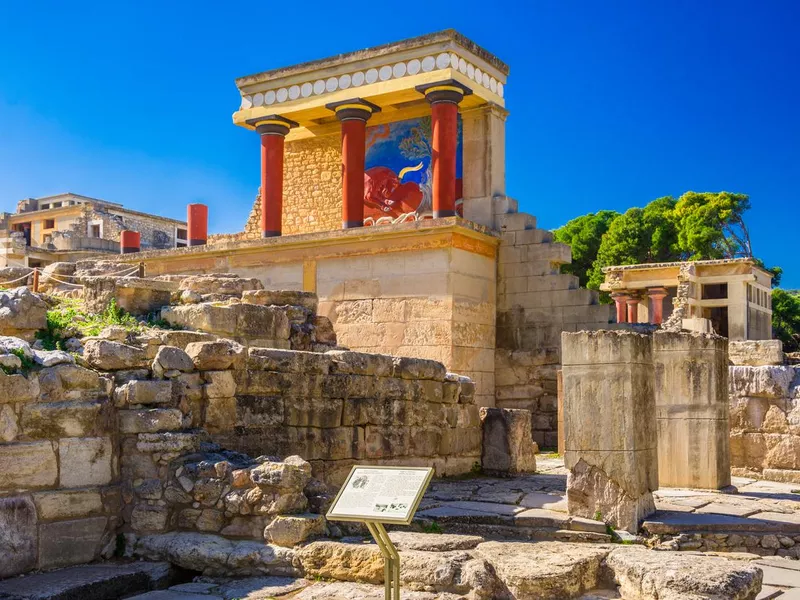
left=36, top=297, right=142, bottom=350
left=422, top=521, right=443, bottom=534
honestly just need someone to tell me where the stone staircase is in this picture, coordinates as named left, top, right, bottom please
left=492, top=197, right=613, bottom=448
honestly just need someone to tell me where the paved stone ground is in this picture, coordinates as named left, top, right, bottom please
left=415, top=455, right=800, bottom=545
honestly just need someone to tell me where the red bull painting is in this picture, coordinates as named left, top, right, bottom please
left=364, top=116, right=463, bottom=225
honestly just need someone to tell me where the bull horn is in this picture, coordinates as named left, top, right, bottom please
left=398, top=161, right=424, bottom=180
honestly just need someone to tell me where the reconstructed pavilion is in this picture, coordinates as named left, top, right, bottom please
left=601, top=258, right=773, bottom=340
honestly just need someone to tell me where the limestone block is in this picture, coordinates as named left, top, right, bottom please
left=131, top=504, right=170, bottom=533
left=38, top=516, right=107, bottom=569
left=248, top=348, right=332, bottom=374
left=393, top=356, right=447, bottom=381
left=0, top=441, right=58, bottom=488
left=83, top=339, right=147, bottom=370
left=21, top=401, right=102, bottom=438
left=161, top=303, right=290, bottom=343
left=203, top=370, right=236, bottom=398
left=730, top=365, right=795, bottom=398
left=653, top=331, right=731, bottom=489
left=178, top=273, right=263, bottom=296
left=159, top=330, right=217, bottom=349
left=185, top=340, right=245, bottom=371
left=32, top=489, right=103, bottom=520
left=439, top=428, right=482, bottom=457
left=0, top=371, right=39, bottom=404
left=205, top=396, right=237, bottom=432
left=242, top=289, right=318, bottom=312
left=326, top=350, right=393, bottom=377
left=284, top=397, right=343, bottom=428
left=0, top=287, right=47, bottom=339
left=0, top=495, right=37, bottom=578
left=115, top=380, right=173, bottom=407
left=264, top=513, right=326, bottom=547
left=0, top=404, right=19, bottom=442
left=153, top=345, right=195, bottom=373
left=562, top=330, right=657, bottom=533
left=479, top=407, right=537, bottom=474
left=59, top=437, right=114, bottom=487
left=729, top=339, right=785, bottom=366
left=119, top=408, right=183, bottom=434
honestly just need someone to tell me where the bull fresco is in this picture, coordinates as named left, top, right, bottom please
left=364, top=116, right=463, bottom=225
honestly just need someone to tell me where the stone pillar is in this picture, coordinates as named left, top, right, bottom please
left=557, top=369, right=565, bottom=455
left=653, top=331, right=730, bottom=489
left=417, top=80, right=472, bottom=218
left=187, top=203, right=208, bottom=246
left=461, top=103, right=507, bottom=227
left=326, top=99, right=381, bottom=229
left=647, top=287, right=668, bottom=325
left=626, top=296, right=640, bottom=324
left=612, top=293, right=629, bottom=324
left=562, top=330, right=657, bottom=533
left=248, top=116, right=297, bottom=238
left=479, top=407, right=537, bottom=475
left=120, top=230, right=140, bottom=254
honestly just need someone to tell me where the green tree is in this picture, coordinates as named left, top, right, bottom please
left=672, top=191, right=752, bottom=259
left=553, top=210, right=619, bottom=288
left=772, top=289, right=800, bottom=353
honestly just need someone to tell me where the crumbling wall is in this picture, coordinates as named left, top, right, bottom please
left=729, top=340, right=800, bottom=482
left=0, top=359, right=120, bottom=577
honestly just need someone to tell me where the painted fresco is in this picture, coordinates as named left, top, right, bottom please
left=364, top=116, right=463, bottom=225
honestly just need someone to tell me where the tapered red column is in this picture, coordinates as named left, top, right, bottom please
left=647, top=287, right=669, bottom=325
left=417, top=80, right=472, bottom=218
left=247, top=116, right=297, bottom=238
left=187, top=203, right=208, bottom=246
left=626, top=296, right=641, bottom=324
left=327, top=99, right=381, bottom=229
left=612, top=292, right=629, bottom=324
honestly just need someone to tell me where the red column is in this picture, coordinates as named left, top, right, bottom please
left=120, top=230, right=140, bottom=254
left=612, top=293, right=629, bottom=323
left=431, top=101, right=458, bottom=218
left=327, top=100, right=380, bottom=229
left=187, top=203, right=208, bottom=246
left=648, top=287, right=669, bottom=325
left=626, top=297, right=640, bottom=324
left=249, top=116, right=296, bottom=238
left=418, top=81, right=472, bottom=218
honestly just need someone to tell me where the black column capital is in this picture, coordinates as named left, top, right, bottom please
left=326, top=98, right=382, bottom=122
left=416, top=79, right=473, bottom=105
left=246, top=114, right=298, bottom=136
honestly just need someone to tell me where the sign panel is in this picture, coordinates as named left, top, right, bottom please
left=327, top=465, right=434, bottom=525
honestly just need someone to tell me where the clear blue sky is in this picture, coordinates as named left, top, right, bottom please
left=1, top=1, right=797, bottom=286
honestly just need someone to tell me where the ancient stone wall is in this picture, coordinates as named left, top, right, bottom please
left=69, top=204, right=180, bottom=250
left=0, top=360, right=120, bottom=578
left=495, top=210, right=614, bottom=448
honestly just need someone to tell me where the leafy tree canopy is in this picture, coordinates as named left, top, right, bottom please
left=772, top=289, right=800, bottom=353
left=552, top=210, right=619, bottom=288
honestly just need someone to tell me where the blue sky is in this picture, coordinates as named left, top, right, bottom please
left=0, top=1, right=797, bottom=286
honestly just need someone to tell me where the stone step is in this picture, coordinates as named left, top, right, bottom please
left=0, top=561, right=175, bottom=600
left=643, top=511, right=800, bottom=535
left=492, top=195, right=519, bottom=216
left=496, top=212, right=536, bottom=231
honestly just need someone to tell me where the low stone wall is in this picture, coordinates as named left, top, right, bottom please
left=217, top=349, right=481, bottom=486
left=729, top=363, right=800, bottom=482
left=0, top=360, right=120, bottom=578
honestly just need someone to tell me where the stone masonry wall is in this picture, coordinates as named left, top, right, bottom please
left=0, top=359, right=120, bottom=578
left=495, top=208, right=614, bottom=448
left=238, top=135, right=342, bottom=240
left=70, top=203, right=179, bottom=250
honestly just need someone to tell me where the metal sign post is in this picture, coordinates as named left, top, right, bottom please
left=326, top=466, right=434, bottom=600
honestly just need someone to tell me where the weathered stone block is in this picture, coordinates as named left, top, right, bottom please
left=131, top=504, right=170, bottom=533
left=38, top=516, right=107, bottom=569
left=729, top=339, right=785, bottom=366
left=243, top=289, right=318, bottom=312
left=0, top=404, right=18, bottom=442
left=119, top=408, right=183, bottom=434
left=153, top=345, right=195, bottom=373
left=653, top=331, right=730, bottom=489
left=0, top=495, right=37, bottom=578
left=326, top=350, right=394, bottom=377
left=284, top=397, right=343, bottom=428
left=115, top=380, right=173, bottom=407
left=562, top=330, right=657, bottom=533
left=83, top=339, right=147, bottom=370
left=203, top=370, right=236, bottom=398
left=0, top=371, right=39, bottom=404
left=0, top=287, right=47, bottom=340
left=248, top=347, right=332, bottom=374
left=21, top=401, right=102, bottom=438
left=185, top=340, right=245, bottom=370
left=0, top=441, right=58, bottom=488
left=205, top=396, right=237, bottom=432
left=59, top=437, right=114, bottom=487
left=32, top=489, right=103, bottom=520
left=264, top=513, right=326, bottom=547
left=393, top=356, right=447, bottom=381
left=480, top=407, right=537, bottom=474
left=730, top=365, right=795, bottom=399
